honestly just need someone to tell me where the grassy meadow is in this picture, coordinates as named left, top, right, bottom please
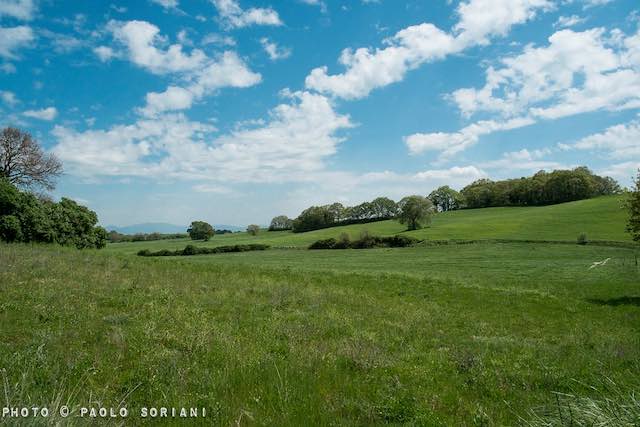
left=1, top=194, right=639, bottom=425
left=104, top=195, right=630, bottom=255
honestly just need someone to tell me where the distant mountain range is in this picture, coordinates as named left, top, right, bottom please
left=104, top=223, right=244, bottom=234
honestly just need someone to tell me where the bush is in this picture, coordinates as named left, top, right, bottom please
left=577, top=233, right=589, bottom=245
left=0, top=215, right=23, bottom=242
left=309, top=234, right=419, bottom=250
left=138, top=244, right=270, bottom=257
left=309, top=238, right=337, bottom=250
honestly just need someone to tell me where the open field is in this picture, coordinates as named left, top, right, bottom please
left=1, top=241, right=639, bottom=425
left=103, top=196, right=630, bottom=255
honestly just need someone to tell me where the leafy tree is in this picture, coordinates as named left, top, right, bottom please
left=0, top=178, right=106, bottom=248
left=0, top=127, right=63, bottom=190
left=428, top=186, right=464, bottom=211
left=370, top=197, right=398, bottom=218
left=627, top=170, right=640, bottom=242
left=269, top=215, right=293, bottom=231
left=187, top=221, right=215, bottom=241
left=247, top=224, right=260, bottom=236
left=397, top=195, right=434, bottom=230
left=292, top=206, right=334, bottom=232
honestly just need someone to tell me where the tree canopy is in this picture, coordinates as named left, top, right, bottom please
left=187, top=221, right=215, bottom=241
left=626, top=170, right=640, bottom=242
left=247, top=224, right=260, bottom=236
left=428, top=186, right=464, bottom=212
left=1, top=127, right=63, bottom=191
left=397, top=195, right=435, bottom=231
left=461, top=167, right=620, bottom=209
left=0, top=178, right=107, bottom=248
left=269, top=215, right=293, bottom=231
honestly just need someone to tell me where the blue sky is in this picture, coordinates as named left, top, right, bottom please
left=1, top=0, right=639, bottom=227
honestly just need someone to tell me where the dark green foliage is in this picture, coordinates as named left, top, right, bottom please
left=397, top=195, right=435, bottom=231
left=0, top=178, right=106, bottom=248
left=627, top=170, right=640, bottom=241
left=577, top=233, right=588, bottom=245
left=108, top=231, right=189, bottom=243
left=0, top=215, right=22, bottom=242
left=308, top=238, right=338, bottom=250
left=138, top=243, right=270, bottom=257
left=309, top=234, right=419, bottom=250
left=428, top=186, right=464, bottom=211
left=461, top=167, right=620, bottom=209
left=292, top=197, right=399, bottom=233
left=269, top=215, right=293, bottom=231
left=187, top=221, right=215, bottom=241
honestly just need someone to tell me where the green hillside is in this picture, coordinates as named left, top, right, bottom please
left=105, top=195, right=630, bottom=254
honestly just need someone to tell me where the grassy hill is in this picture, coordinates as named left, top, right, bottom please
left=105, top=195, right=630, bottom=254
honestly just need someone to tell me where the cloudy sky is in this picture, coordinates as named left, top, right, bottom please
left=1, top=0, right=639, bottom=227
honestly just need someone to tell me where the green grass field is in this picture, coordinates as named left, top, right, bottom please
left=2, top=195, right=639, bottom=425
left=104, top=196, right=630, bottom=255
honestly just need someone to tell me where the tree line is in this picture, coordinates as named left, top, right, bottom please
left=0, top=179, right=107, bottom=248
left=264, top=167, right=621, bottom=234
left=460, top=167, right=620, bottom=209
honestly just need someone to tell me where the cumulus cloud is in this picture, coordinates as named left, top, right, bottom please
left=22, top=106, right=57, bottom=120
left=305, top=0, right=551, bottom=100
left=0, top=0, right=36, bottom=21
left=109, top=20, right=207, bottom=74
left=103, top=21, right=261, bottom=116
left=93, top=45, right=115, bottom=62
left=306, top=23, right=456, bottom=99
left=139, top=51, right=261, bottom=116
left=561, top=120, right=640, bottom=160
left=260, top=38, right=291, bottom=61
left=0, top=25, right=34, bottom=59
left=211, top=0, right=282, bottom=29
left=409, top=27, right=640, bottom=158
left=405, top=117, right=535, bottom=159
left=53, top=92, right=353, bottom=182
left=554, top=15, right=586, bottom=29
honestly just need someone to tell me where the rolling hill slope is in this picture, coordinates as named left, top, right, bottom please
left=105, top=195, right=631, bottom=254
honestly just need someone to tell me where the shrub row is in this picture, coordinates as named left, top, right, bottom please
left=309, top=234, right=419, bottom=250
left=138, top=244, right=270, bottom=257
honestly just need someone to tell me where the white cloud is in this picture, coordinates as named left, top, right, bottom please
left=93, top=45, right=115, bottom=62
left=211, top=0, right=282, bottom=29
left=479, top=148, right=565, bottom=171
left=22, top=106, right=57, bottom=120
left=150, top=0, right=178, bottom=9
left=300, top=0, right=327, bottom=13
left=305, top=0, right=551, bottom=100
left=563, top=120, right=640, bottom=160
left=450, top=28, right=640, bottom=120
left=260, top=38, right=291, bottom=61
left=554, top=15, right=586, bottom=29
left=413, top=27, right=640, bottom=159
left=306, top=23, right=456, bottom=99
left=139, top=51, right=261, bottom=116
left=52, top=92, right=353, bottom=183
left=109, top=20, right=207, bottom=74
left=202, top=33, right=236, bottom=46
left=405, top=117, right=535, bottom=158
left=140, top=86, right=195, bottom=116
left=0, top=90, right=18, bottom=106
left=453, top=0, right=553, bottom=46
left=0, top=25, right=34, bottom=59
left=0, top=0, right=36, bottom=21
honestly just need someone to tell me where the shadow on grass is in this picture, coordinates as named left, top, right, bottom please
left=586, top=297, right=640, bottom=307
